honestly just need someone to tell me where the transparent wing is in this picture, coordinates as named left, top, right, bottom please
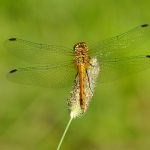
left=97, top=55, right=150, bottom=83
left=90, top=24, right=150, bottom=57
left=7, top=62, right=76, bottom=88
left=89, top=24, right=150, bottom=83
left=5, top=38, right=73, bottom=65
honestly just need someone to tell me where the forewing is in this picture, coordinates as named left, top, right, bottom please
left=90, top=24, right=150, bottom=58
left=5, top=38, right=73, bottom=65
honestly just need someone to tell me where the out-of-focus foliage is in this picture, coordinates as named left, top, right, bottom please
left=0, top=0, right=150, bottom=150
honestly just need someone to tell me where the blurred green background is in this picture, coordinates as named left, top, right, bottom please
left=0, top=0, right=150, bottom=150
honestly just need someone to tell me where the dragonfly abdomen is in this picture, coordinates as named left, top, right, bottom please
left=78, top=63, right=85, bottom=109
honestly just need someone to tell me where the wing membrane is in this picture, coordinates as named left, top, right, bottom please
left=90, top=24, right=150, bottom=58
left=98, top=55, right=150, bottom=83
left=5, top=38, right=73, bottom=65
left=7, top=62, right=76, bottom=88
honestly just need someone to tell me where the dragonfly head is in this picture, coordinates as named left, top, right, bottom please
left=73, top=42, right=88, bottom=53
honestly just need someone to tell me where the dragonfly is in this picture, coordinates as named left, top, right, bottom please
left=6, top=24, right=150, bottom=110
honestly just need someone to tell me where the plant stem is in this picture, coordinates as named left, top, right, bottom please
left=56, top=116, right=73, bottom=150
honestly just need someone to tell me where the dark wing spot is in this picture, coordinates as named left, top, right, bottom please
left=146, top=55, right=150, bottom=58
left=141, top=24, right=149, bottom=27
left=9, top=69, right=17, bottom=73
left=9, top=38, right=16, bottom=41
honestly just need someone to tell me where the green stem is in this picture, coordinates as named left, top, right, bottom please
left=56, top=117, right=73, bottom=150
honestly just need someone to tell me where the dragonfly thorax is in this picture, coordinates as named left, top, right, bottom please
left=73, top=42, right=90, bottom=67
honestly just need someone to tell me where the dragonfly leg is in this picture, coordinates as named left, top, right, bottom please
left=74, top=72, right=79, bottom=86
left=86, top=69, right=93, bottom=95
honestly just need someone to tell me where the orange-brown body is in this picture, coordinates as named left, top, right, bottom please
left=73, top=42, right=90, bottom=110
